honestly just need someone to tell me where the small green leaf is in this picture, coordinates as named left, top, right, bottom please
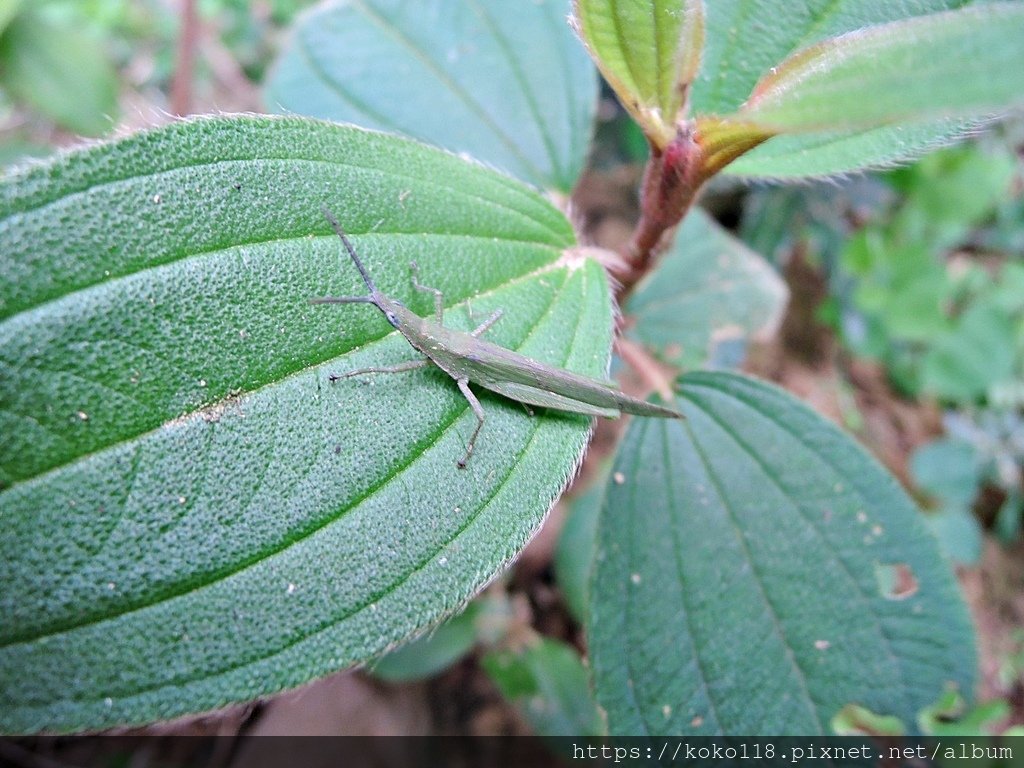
left=918, top=690, right=1008, bottom=736
left=369, top=603, right=481, bottom=683
left=590, top=372, right=975, bottom=735
left=995, top=492, right=1023, bottom=543
left=0, top=115, right=613, bottom=733
left=990, top=263, right=1024, bottom=315
left=921, top=304, right=1018, bottom=402
left=573, top=0, right=704, bottom=148
left=739, top=177, right=892, bottom=266
left=910, top=439, right=982, bottom=509
left=482, top=636, right=604, bottom=737
left=739, top=5, right=1024, bottom=134
left=910, top=436, right=986, bottom=563
left=624, top=208, right=788, bottom=368
left=888, top=144, right=1018, bottom=248
left=832, top=704, right=906, bottom=737
left=924, top=507, right=984, bottom=566
left=267, top=0, right=596, bottom=192
left=0, top=0, right=22, bottom=36
left=0, top=9, right=118, bottom=136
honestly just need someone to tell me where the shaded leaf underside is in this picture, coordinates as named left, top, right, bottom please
left=267, top=0, right=596, bottom=191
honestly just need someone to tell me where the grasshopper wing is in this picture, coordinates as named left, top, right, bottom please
left=484, top=380, right=621, bottom=419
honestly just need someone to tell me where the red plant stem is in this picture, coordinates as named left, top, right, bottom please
left=170, top=0, right=199, bottom=117
left=614, top=122, right=706, bottom=302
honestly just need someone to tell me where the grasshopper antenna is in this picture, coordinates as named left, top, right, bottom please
left=320, top=205, right=378, bottom=296
left=310, top=206, right=382, bottom=307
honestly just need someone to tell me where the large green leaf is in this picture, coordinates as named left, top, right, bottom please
left=0, top=115, right=613, bottom=733
left=0, top=9, right=118, bottom=137
left=589, top=372, right=975, bottom=735
left=624, top=208, right=788, bottom=368
left=266, top=0, right=596, bottom=192
left=572, top=0, right=703, bottom=147
left=740, top=4, right=1024, bottom=133
left=689, top=0, right=977, bottom=178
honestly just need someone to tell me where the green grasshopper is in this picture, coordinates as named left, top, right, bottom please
left=310, top=207, right=682, bottom=468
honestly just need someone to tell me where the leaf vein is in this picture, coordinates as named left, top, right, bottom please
left=682, top=378, right=910, bottom=715
left=679, top=395, right=825, bottom=732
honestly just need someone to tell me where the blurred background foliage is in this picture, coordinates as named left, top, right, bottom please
left=2, top=0, right=1022, bottom=740
left=0, top=0, right=314, bottom=152
left=741, top=129, right=1024, bottom=571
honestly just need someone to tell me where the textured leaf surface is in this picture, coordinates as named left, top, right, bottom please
left=266, top=0, right=596, bottom=192
left=589, top=372, right=975, bottom=735
left=740, top=4, right=1024, bottom=133
left=689, top=0, right=977, bottom=177
left=0, top=115, right=613, bottom=733
left=624, top=209, right=788, bottom=368
left=573, top=0, right=703, bottom=146
left=0, top=9, right=117, bottom=136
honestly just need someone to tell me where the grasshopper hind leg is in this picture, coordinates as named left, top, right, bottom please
left=328, top=358, right=429, bottom=382
left=456, top=378, right=485, bottom=469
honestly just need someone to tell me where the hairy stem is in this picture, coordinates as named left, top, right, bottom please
left=612, top=118, right=775, bottom=304
left=170, top=0, right=199, bottom=116
left=614, top=122, right=706, bottom=301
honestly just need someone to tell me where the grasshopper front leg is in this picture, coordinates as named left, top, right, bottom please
left=410, top=261, right=444, bottom=324
left=470, top=309, right=503, bottom=338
